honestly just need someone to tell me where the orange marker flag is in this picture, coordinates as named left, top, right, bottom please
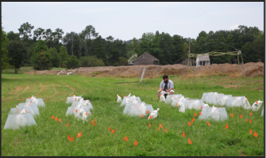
left=249, top=129, right=252, bottom=134
left=136, top=106, right=139, bottom=109
left=182, top=132, right=185, bottom=137
left=141, top=114, right=143, bottom=118
left=192, top=118, right=195, bottom=122
left=77, top=132, right=82, bottom=138
left=250, top=112, right=252, bottom=116
left=157, top=127, right=160, bottom=130
left=75, top=109, right=78, bottom=113
left=146, top=110, right=149, bottom=114
left=176, top=103, right=178, bottom=106
left=149, top=123, right=151, bottom=127
left=207, top=121, right=210, bottom=126
left=51, top=115, right=54, bottom=119
left=93, top=122, right=95, bottom=126
left=217, top=107, right=219, bottom=109
left=70, top=136, right=73, bottom=142
left=67, top=123, right=69, bottom=127
left=199, top=111, right=202, bottom=115
left=134, top=140, right=138, bottom=146
left=194, top=112, right=197, bottom=117
left=25, top=110, right=27, bottom=113
left=91, top=120, right=94, bottom=124
left=200, top=106, right=203, bottom=109
left=123, top=95, right=124, bottom=98
left=231, top=113, right=233, bottom=117
left=149, top=115, right=152, bottom=119
left=159, top=123, right=163, bottom=128
left=55, top=117, right=58, bottom=121
left=59, top=119, right=61, bottom=123
left=124, top=136, right=128, bottom=141
left=250, top=119, right=252, bottom=124
left=225, top=124, right=228, bottom=129
left=85, top=112, right=88, bottom=115
left=68, top=135, right=70, bottom=140
left=111, top=129, right=115, bottom=133
left=165, top=127, right=168, bottom=132
left=188, top=121, right=191, bottom=126
left=188, top=138, right=192, bottom=144
left=253, top=132, right=258, bottom=137
left=256, top=101, right=258, bottom=104
left=240, top=114, right=242, bottom=118
left=245, top=119, right=248, bottom=122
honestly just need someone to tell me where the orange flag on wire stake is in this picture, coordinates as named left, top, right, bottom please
left=188, top=138, right=192, bottom=144
left=159, top=123, right=163, bottom=128
left=176, top=103, right=178, bottom=106
left=157, top=127, right=160, bottom=131
left=68, top=135, right=70, bottom=140
left=182, top=132, right=185, bottom=137
left=51, top=115, right=54, bottom=119
left=165, top=127, right=168, bottom=132
left=149, top=123, right=151, bottom=127
left=249, top=129, right=252, bottom=134
left=240, top=114, right=242, bottom=118
left=188, top=121, right=191, bottom=126
left=55, top=117, right=58, bottom=121
left=108, top=127, right=111, bottom=131
left=250, top=119, right=252, bottom=124
left=93, top=122, right=95, bottom=126
left=141, top=114, right=143, bottom=118
left=256, top=101, right=258, bottom=104
left=124, top=136, right=128, bottom=141
left=231, top=113, right=233, bottom=117
left=111, top=129, right=115, bottom=133
left=134, top=140, right=138, bottom=146
left=59, top=119, right=61, bottom=123
left=77, top=132, right=82, bottom=138
left=67, top=123, right=69, bottom=127
left=149, top=115, right=152, bottom=119
left=200, top=106, right=203, bottom=109
left=250, top=112, right=252, bottom=116
left=70, top=136, right=73, bottom=142
left=245, top=119, right=248, bottom=122
left=253, top=132, right=258, bottom=137
left=207, top=121, right=210, bottom=126
left=146, top=110, right=149, bottom=114
left=199, top=111, right=202, bottom=115
left=194, top=113, right=197, bottom=117
left=75, top=109, right=78, bottom=113
left=225, top=124, right=228, bottom=129
left=192, top=118, right=195, bottom=122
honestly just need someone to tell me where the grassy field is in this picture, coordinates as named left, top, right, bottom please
left=1, top=70, right=264, bottom=156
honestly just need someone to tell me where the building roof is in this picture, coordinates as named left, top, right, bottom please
left=196, top=54, right=210, bottom=61
left=133, top=52, right=159, bottom=63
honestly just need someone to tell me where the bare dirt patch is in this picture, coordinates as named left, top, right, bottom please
left=24, top=62, right=264, bottom=79
left=65, top=85, right=76, bottom=91
left=45, top=84, right=59, bottom=100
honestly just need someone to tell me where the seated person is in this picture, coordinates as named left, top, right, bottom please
left=158, top=75, right=174, bottom=100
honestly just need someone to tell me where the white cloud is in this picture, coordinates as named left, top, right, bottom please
left=229, top=24, right=239, bottom=30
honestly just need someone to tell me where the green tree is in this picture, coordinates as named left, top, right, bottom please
left=119, top=57, right=128, bottom=65
left=6, top=40, right=27, bottom=73
left=1, top=27, right=10, bottom=71
left=80, top=25, right=98, bottom=56
left=50, top=47, right=60, bottom=67
left=30, top=40, right=52, bottom=70
left=7, top=31, right=20, bottom=41
left=66, top=55, right=80, bottom=69
left=131, top=38, right=141, bottom=56
left=33, top=27, right=45, bottom=41
left=18, top=22, right=34, bottom=41
left=241, top=42, right=253, bottom=63
left=59, top=46, right=69, bottom=63
left=252, top=32, right=264, bottom=62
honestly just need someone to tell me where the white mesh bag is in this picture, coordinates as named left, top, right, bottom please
left=191, top=99, right=205, bottom=110
left=16, top=103, right=39, bottom=116
left=179, top=102, right=185, bottom=113
left=218, top=107, right=228, bottom=121
left=25, top=96, right=45, bottom=107
left=120, top=95, right=141, bottom=106
left=251, top=100, right=263, bottom=111
left=66, top=95, right=83, bottom=104
left=171, top=96, right=186, bottom=107
left=165, top=94, right=183, bottom=104
left=205, top=92, right=222, bottom=105
left=201, top=92, right=212, bottom=103
left=217, top=95, right=232, bottom=106
left=226, top=96, right=251, bottom=109
left=123, top=102, right=147, bottom=116
left=74, top=106, right=91, bottom=123
left=117, top=94, right=122, bottom=103
left=198, top=106, right=228, bottom=121
left=4, top=113, right=37, bottom=130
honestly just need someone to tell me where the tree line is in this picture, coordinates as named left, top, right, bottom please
left=1, top=22, right=264, bottom=73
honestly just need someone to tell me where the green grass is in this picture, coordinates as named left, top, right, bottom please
left=1, top=73, right=264, bottom=156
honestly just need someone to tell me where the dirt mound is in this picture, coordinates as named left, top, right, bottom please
left=25, top=62, right=264, bottom=78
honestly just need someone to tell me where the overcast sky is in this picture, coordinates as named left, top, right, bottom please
left=1, top=2, right=264, bottom=41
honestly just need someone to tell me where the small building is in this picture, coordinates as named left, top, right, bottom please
left=133, top=52, right=160, bottom=65
left=178, top=58, right=194, bottom=66
left=196, top=54, right=210, bottom=67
